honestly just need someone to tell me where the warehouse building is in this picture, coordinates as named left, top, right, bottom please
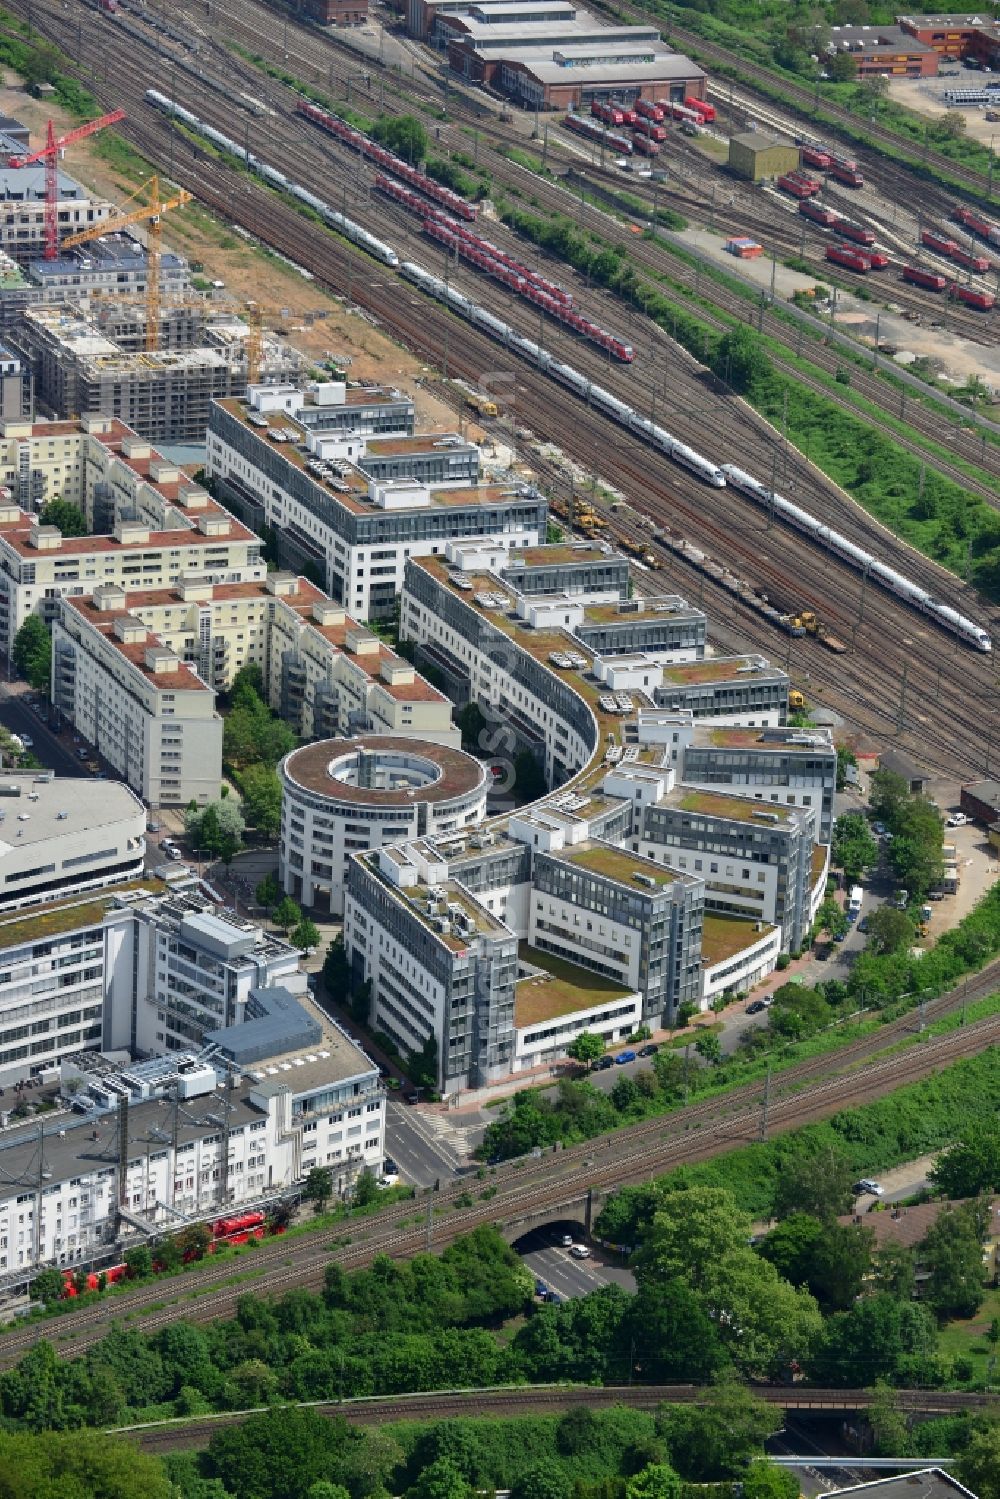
left=960, top=779, right=1000, bottom=826
left=825, top=23, right=939, bottom=77
left=898, top=12, right=1000, bottom=68
left=728, top=132, right=800, bottom=182
left=279, top=735, right=488, bottom=914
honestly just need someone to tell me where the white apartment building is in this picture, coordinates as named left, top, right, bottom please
left=0, top=884, right=386, bottom=1274
left=50, top=571, right=457, bottom=808
left=207, top=388, right=547, bottom=621
left=0, top=167, right=113, bottom=262
left=52, top=588, right=223, bottom=808
left=0, top=773, right=145, bottom=913
left=280, top=736, right=488, bottom=915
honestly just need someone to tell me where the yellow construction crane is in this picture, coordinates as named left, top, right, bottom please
left=61, top=175, right=192, bottom=353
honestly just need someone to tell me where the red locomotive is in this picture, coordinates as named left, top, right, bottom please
left=902, top=265, right=948, bottom=290
left=799, top=199, right=840, bottom=228
left=826, top=245, right=870, bottom=273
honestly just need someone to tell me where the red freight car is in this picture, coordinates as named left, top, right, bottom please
left=902, top=265, right=948, bottom=290
left=634, top=118, right=667, bottom=141
left=636, top=99, right=665, bottom=122
left=799, top=199, right=840, bottom=227
left=862, top=251, right=890, bottom=269
left=633, top=135, right=661, bottom=157
left=826, top=245, right=870, bottom=272
left=836, top=219, right=876, bottom=247
left=950, top=283, right=995, bottom=310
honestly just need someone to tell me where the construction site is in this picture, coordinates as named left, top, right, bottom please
left=0, top=109, right=310, bottom=441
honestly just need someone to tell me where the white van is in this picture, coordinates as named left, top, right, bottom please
left=848, top=885, right=863, bottom=917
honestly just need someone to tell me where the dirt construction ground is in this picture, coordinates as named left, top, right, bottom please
left=0, top=70, right=464, bottom=433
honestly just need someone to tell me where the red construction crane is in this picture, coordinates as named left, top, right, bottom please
left=11, top=110, right=126, bottom=260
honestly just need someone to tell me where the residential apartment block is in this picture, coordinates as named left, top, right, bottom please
left=337, top=552, right=824, bottom=1094
left=0, top=167, right=113, bottom=263
left=0, top=880, right=385, bottom=1276
left=0, top=773, right=145, bottom=914
left=206, top=385, right=547, bottom=620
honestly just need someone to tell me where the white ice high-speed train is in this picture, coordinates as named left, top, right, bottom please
left=144, top=90, right=399, bottom=267
left=721, top=465, right=992, bottom=653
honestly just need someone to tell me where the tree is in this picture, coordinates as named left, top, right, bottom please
left=567, top=1031, right=605, bottom=1066
left=456, top=703, right=487, bottom=754
left=0, top=1429, right=173, bottom=1499
left=694, top=1033, right=722, bottom=1065
left=272, top=896, right=301, bottom=934
left=742, top=1463, right=800, bottom=1499
left=304, top=1165, right=334, bottom=1213
left=871, top=1241, right=916, bottom=1302
left=509, top=1460, right=573, bottom=1499
left=308, top=1485, right=352, bottom=1499
left=772, top=1144, right=855, bottom=1222
left=700, top=1249, right=823, bottom=1378
left=625, top=1463, right=682, bottom=1499
left=12, top=616, right=51, bottom=691
left=657, top=1378, right=781, bottom=1481
left=240, top=764, right=282, bottom=839
left=230, top=663, right=266, bottom=708
left=371, top=113, right=428, bottom=165
left=815, top=898, right=848, bottom=942
left=29, top=1267, right=65, bottom=1304
left=38, top=498, right=88, bottom=536
left=835, top=744, right=857, bottom=792
left=323, top=933, right=350, bottom=1000
left=255, top=872, right=280, bottom=912
left=205, top=1408, right=349, bottom=1499
left=610, top=1074, right=640, bottom=1113
left=921, top=1202, right=988, bottom=1321
left=634, top=1188, right=753, bottom=1292
left=185, top=798, right=245, bottom=858
left=806, top=1222, right=875, bottom=1311
left=353, top=1169, right=379, bottom=1207
left=712, top=325, right=772, bottom=396
left=406, top=1458, right=470, bottom=1499
left=866, top=905, right=913, bottom=955
left=939, top=109, right=967, bottom=138
left=809, top=1293, right=940, bottom=1387
left=832, top=812, right=879, bottom=883
left=829, top=49, right=857, bottom=81
left=291, top=918, right=320, bottom=953
left=869, top=768, right=909, bottom=825
left=21, top=41, right=62, bottom=90
left=930, top=1121, right=1000, bottom=1199
left=124, top=1245, right=153, bottom=1280
left=615, top=1283, right=729, bottom=1384
left=958, top=1421, right=1000, bottom=1499
left=866, top=1381, right=913, bottom=1458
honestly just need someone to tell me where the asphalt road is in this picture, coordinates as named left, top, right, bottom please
left=516, top=1224, right=636, bottom=1302
left=385, top=1099, right=471, bottom=1189
left=0, top=693, right=86, bottom=779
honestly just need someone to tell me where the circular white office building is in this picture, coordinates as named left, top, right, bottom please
left=279, top=736, right=489, bottom=915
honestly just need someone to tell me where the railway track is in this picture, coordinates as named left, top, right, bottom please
left=1, top=958, right=997, bottom=1367
left=114, top=1382, right=996, bottom=1453
left=18, top=0, right=1000, bottom=782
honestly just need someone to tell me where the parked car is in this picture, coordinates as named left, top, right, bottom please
left=746, top=999, right=766, bottom=1015
left=570, top=1244, right=591, bottom=1259
left=853, top=1178, right=884, bottom=1197
left=560, top=1234, right=574, bottom=1247
left=614, top=1049, right=637, bottom=1065
left=595, top=1055, right=615, bottom=1070
left=147, top=820, right=161, bottom=833
left=18, top=733, right=32, bottom=749
left=535, top=1280, right=549, bottom=1299
left=638, top=1043, right=659, bottom=1057
left=946, top=812, right=968, bottom=827
left=76, top=747, right=89, bottom=760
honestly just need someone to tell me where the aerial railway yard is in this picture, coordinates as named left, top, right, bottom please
left=9, top=0, right=1000, bottom=787
left=1, top=957, right=999, bottom=1365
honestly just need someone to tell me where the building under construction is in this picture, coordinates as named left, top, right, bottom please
left=0, top=167, right=114, bottom=263
left=8, top=303, right=305, bottom=442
